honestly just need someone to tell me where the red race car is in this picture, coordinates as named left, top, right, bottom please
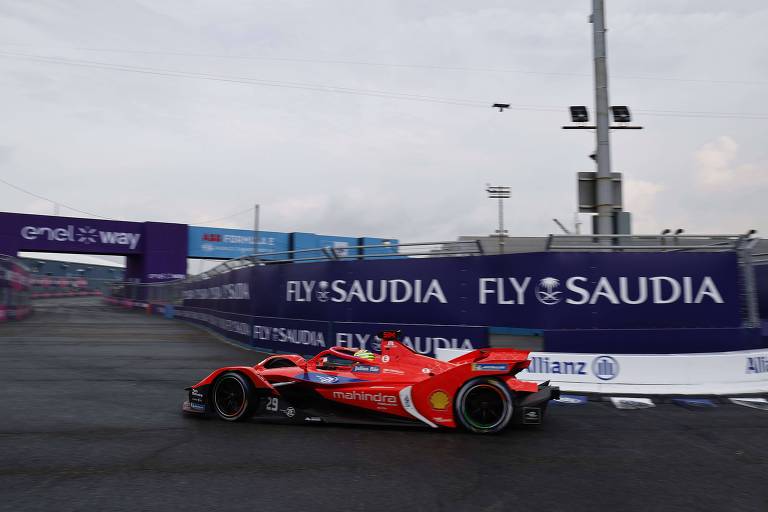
left=183, top=330, right=559, bottom=434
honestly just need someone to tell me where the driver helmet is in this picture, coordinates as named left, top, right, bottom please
left=353, top=349, right=376, bottom=361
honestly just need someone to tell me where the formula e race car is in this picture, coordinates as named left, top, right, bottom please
left=183, top=330, right=559, bottom=434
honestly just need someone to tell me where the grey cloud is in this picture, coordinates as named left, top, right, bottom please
left=0, top=0, right=765, bottom=243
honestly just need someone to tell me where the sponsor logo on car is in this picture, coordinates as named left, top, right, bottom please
left=471, top=363, right=509, bottom=372
left=429, top=390, right=450, bottom=410
left=190, top=402, right=206, bottom=411
left=352, top=364, right=381, bottom=374
left=332, top=390, right=398, bottom=406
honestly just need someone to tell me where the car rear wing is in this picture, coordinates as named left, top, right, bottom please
left=448, top=348, right=532, bottom=375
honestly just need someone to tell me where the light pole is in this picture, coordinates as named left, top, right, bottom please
left=562, top=1, right=642, bottom=237
left=486, top=185, right=511, bottom=254
left=592, top=0, right=613, bottom=237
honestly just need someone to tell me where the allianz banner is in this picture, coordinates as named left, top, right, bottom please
left=181, top=251, right=742, bottom=332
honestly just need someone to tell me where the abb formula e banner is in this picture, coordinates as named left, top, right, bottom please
left=188, top=226, right=290, bottom=260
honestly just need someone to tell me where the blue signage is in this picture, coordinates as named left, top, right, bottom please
left=174, top=251, right=746, bottom=355
left=187, top=226, right=289, bottom=259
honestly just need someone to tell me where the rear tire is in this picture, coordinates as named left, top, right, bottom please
left=454, top=378, right=513, bottom=434
left=212, top=372, right=254, bottom=422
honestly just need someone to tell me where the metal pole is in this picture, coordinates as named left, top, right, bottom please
left=592, top=0, right=613, bottom=236
left=253, top=204, right=260, bottom=257
left=741, top=240, right=760, bottom=327
left=498, top=197, right=505, bottom=254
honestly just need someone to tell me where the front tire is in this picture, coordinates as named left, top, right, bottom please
left=454, top=378, right=514, bottom=434
left=212, top=372, right=254, bottom=422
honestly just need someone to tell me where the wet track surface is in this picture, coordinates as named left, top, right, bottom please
left=1, top=297, right=767, bottom=512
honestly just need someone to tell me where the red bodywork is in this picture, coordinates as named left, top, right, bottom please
left=188, top=331, right=544, bottom=429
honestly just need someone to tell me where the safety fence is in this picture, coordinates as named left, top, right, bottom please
left=0, top=255, right=31, bottom=323
left=28, top=276, right=106, bottom=299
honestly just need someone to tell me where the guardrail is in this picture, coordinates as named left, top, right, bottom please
left=109, top=240, right=485, bottom=302
left=545, top=233, right=753, bottom=251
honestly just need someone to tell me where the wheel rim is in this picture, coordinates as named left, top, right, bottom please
left=214, top=377, right=246, bottom=418
left=461, top=384, right=507, bottom=430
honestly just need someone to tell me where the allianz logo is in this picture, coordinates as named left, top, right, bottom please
left=480, top=275, right=723, bottom=305
left=524, top=355, right=620, bottom=380
left=21, top=225, right=141, bottom=250
left=286, top=279, right=447, bottom=304
left=746, top=355, right=768, bottom=374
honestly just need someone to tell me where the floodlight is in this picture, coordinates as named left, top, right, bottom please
left=493, top=103, right=510, bottom=112
left=569, top=106, right=589, bottom=123
left=611, top=106, right=631, bottom=123
left=486, top=185, right=511, bottom=199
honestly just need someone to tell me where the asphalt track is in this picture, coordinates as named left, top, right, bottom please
left=1, top=297, right=767, bottom=512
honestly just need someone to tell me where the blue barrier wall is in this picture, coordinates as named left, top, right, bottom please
left=158, top=251, right=756, bottom=355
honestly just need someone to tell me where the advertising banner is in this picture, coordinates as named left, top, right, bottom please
left=259, top=251, right=741, bottom=329
left=330, top=322, right=487, bottom=356
left=187, top=226, right=289, bottom=259
left=0, top=212, right=144, bottom=255
left=174, top=250, right=743, bottom=355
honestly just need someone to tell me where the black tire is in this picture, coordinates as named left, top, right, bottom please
left=212, top=372, right=255, bottom=422
left=454, top=378, right=514, bottom=434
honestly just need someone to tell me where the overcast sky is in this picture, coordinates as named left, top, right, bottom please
left=1, top=0, right=767, bottom=245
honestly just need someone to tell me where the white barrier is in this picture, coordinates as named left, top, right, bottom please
left=434, top=348, right=768, bottom=395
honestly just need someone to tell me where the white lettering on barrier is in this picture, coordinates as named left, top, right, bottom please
left=283, top=275, right=725, bottom=306
left=19, top=225, right=142, bottom=249
left=477, top=275, right=724, bottom=306
left=181, top=283, right=250, bottom=300
left=285, top=279, right=447, bottom=304
left=334, top=332, right=474, bottom=354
